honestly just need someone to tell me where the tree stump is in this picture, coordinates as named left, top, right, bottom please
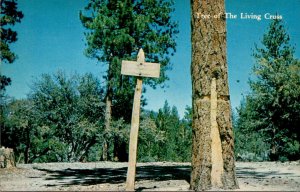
left=0, top=147, right=16, bottom=168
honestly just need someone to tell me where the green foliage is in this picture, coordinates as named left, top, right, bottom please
left=234, top=100, right=271, bottom=161
left=0, top=0, right=24, bottom=64
left=0, top=75, right=11, bottom=93
left=2, top=71, right=193, bottom=163
left=79, top=0, right=178, bottom=162
left=0, top=0, right=23, bottom=95
left=2, top=99, right=35, bottom=163
left=137, top=101, right=192, bottom=162
left=79, top=0, right=179, bottom=120
left=235, top=19, right=300, bottom=161
left=80, top=0, right=178, bottom=78
left=30, top=72, right=106, bottom=162
left=138, top=111, right=166, bottom=162
left=110, top=118, right=130, bottom=161
left=2, top=72, right=106, bottom=163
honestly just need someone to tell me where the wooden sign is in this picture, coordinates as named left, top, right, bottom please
left=122, top=48, right=160, bottom=191
left=121, top=59, right=160, bottom=78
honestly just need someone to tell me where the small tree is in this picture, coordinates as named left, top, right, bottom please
left=80, top=0, right=178, bottom=161
left=2, top=72, right=106, bottom=163
left=137, top=112, right=165, bottom=162
left=3, top=99, right=36, bottom=163
left=29, top=72, right=106, bottom=162
left=137, top=103, right=192, bottom=162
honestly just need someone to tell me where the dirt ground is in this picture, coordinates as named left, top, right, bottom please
left=0, top=161, right=299, bottom=191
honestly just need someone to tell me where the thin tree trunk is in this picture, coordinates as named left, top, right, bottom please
left=270, top=128, right=278, bottom=160
left=100, top=57, right=114, bottom=161
left=102, top=90, right=112, bottom=161
left=190, top=0, right=238, bottom=190
left=24, top=126, right=30, bottom=164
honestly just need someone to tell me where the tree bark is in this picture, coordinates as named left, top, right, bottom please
left=190, top=0, right=239, bottom=190
left=102, top=90, right=112, bottom=161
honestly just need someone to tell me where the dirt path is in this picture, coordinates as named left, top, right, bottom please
left=0, top=161, right=299, bottom=191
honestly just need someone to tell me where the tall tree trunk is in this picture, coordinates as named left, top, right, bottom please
left=102, top=63, right=113, bottom=161
left=102, top=89, right=112, bottom=161
left=190, top=0, right=239, bottom=190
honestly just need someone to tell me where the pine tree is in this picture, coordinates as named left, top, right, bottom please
left=0, top=0, right=23, bottom=94
left=79, top=0, right=178, bottom=161
left=236, top=19, right=300, bottom=161
left=0, top=0, right=23, bottom=151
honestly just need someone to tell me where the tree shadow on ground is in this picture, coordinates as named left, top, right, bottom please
left=35, top=163, right=297, bottom=189
left=36, top=164, right=191, bottom=187
left=236, top=166, right=294, bottom=179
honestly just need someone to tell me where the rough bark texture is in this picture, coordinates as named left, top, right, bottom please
left=0, top=147, right=16, bottom=168
left=190, top=0, right=238, bottom=190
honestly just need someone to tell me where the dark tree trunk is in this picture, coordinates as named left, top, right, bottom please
left=190, top=0, right=239, bottom=190
left=113, top=139, right=128, bottom=162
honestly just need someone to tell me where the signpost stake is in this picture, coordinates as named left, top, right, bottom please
left=121, top=48, right=160, bottom=191
left=125, top=77, right=142, bottom=191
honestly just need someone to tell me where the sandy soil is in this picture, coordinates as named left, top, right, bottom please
left=0, top=161, right=299, bottom=191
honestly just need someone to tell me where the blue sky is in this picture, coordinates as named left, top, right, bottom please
left=2, top=0, right=300, bottom=117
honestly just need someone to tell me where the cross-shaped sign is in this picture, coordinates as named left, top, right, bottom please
left=121, top=48, right=160, bottom=191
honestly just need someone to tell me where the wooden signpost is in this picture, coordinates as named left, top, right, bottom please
left=121, top=48, right=160, bottom=191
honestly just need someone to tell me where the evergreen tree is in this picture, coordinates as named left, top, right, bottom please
left=236, top=19, right=300, bottom=161
left=234, top=98, right=271, bottom=161
left=137, top=102, right=192, bottom=162
left=155, top=101, right=179, bottom=161
left=177, top=106, right=192, bottom=162
left=0, top=0, right=23, bottom=64
left=0, top=0, right=24, bottom=149
left=0, top=0, right=23, bottom=93
left=79, top=0, right=178, bottom=161
left=138, top=110, right=165, bottom=162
